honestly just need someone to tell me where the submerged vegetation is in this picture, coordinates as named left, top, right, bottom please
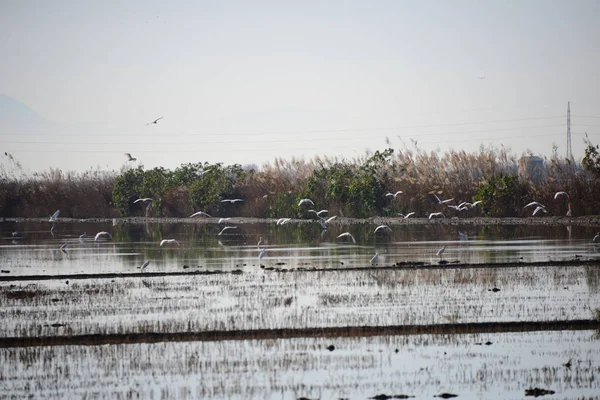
left=1, top=143, right=600, bottom=218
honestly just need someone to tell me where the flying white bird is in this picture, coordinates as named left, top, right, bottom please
left=298, top=198, right=315, bottom=207
left=532, top=206, right=547, bottom=216
left=218, top=226, right=237, bottom=235
left=190, top=211, right=211, bottom=218
left=374, top=225, right=392, bottom=233
left=124, top=153, right=136, bottom=161
left=308, top=209, right=329, bottom=217
left=221, top=198, right=244, bottom=204
left=554, top=191, right=569, bottom=200
left=437, top=245, right=446, bottom=258
left=134, top=198, right=153, bottom=204
left=146, top=117, right=163, bottom=125
left=370, top=252, right=379, bottom=264
left=49, top=210, right=60, bottom=222
left=159, top=239, right=180, bottom=246
left=428, top=212, right=445, bottom=220
left=257, top=237, right=263, bottom=248
left=94, top=231, right=112, bottom=241
left=458, top=232, right=468, bottom=240
left=276, top=218, right=291, bottom=225
left=337, top=232, right=356, bottom=244
left=60, top=242, right=68, bottom=250
left=140, top=260, right=150, bottom=272
left=385, top=191, right=403, bottom=198
left=79, top=232, right=87, bottom=240
left=398, top=212, right=415, bottom=219
left=323, top=216, right=337, bottom=224
left=218, top=217, right=231, bottom=224
left=433, top=194, right=454, bottom=205
left=593, top=233, right=599, bottom=243
left=258, top=248, right=266, bottom=259
left=524, top=201, right=544, bottom=209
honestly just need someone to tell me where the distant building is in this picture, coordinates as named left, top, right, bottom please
left=518, top=156, right=545, bottom=184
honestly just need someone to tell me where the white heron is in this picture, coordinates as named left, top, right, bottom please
left=94, top=231, right=112, bottom=241
left=60, top=242, right=68, bottom=250
left=276, top=218, right=291, bottom=225
left=437, top=245, right=446, bottom=258
left=524, top=201, right=544, bottom=209
left=257, top=237, right=263, bottom=248
left=221, top=198, right=244, bottom=204
left=593, top=233, right=599, bottom=243
left=190, top=211, right=211, bottom=218
left=433, top=194, right=454, bottom=205
left=374, top=225, right=392, bottom=233
left=323, top=216, right=337, bottom=224
left=308, top=209, right=328, bottom=217
left=218, top=226, right=237, bottom=235
left=532, top=206, right=547, bottom=216
left=140, top=260, right=150, bottom=271
left=134, top=198, right=153, bottom=204
left=79, top=232, right=87, bottom=240
left=370, top=252, right=379, bottom=264
left=554, top=191, right=569, bottom=200
left=258, top=248, right=266, bottom=259
left=49, top=210, right=60, bottom=222
left=337, top=232, right=356, bottom=244
left=124, top=153, right=136, bottom=161
left=159, top=239, right=180, bottom=246
left=146, top=117, right=163, bottom=125
left=458, top=232, right=468, bottom=240
left=386, top=191, right=403, bottom=198
left=218, top=217, right=231, bottom=224
left=398, top=212, right=415, bottom=219
left=428, top=212, right=445, bottom=220
left=298, top=198, right=314, bottom=207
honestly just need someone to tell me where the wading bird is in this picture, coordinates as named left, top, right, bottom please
left=134, top=198, right=153, bottom=204
left=124, top=153, right=136, bottom=161
left=337, top=232, right=356, bottom=244
left=532, top=206, right=547, bottom=216
left=190, top=211, right=211, bottom=218
left=140, top=260, right=150, bottom=272
left=374, top=225, right=392, bottom=233
left=94, top=231, right=112, bottom=241
left=370, top=252, right=379, bottom=264
left=298, top=198, right=314, bottom=207
left=428, top=212, right=445, bottom=220
left=159, top=239, right=180, bottom=246
left=49, top=210, right=60, bottom=222
left=385, top=191, right=403, bottom=198
left=554, top=191, right=569, bottom=200
left=432, top=194, right=454, bottom=205
left=221, top=198, right=244, bottom=204
left=146, top=117, right=163, bottom=125
left=437, top=245, right=446, bottom=259
left=398, top=212, right=415, bottom=219
left=218, top=226, right=237, bottom=235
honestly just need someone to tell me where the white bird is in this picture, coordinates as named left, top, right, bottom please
left=593, top=233, right=599, bottom=243
left=374, top=225, right=392, bottom=233
left=146, top=117, right=163, bottom=125
left=218, top=217, right=231, bottom=224
left=221, top=198, right=244, bottom=204
left=218, top=226, right=237, bottom=235
left=398, top=212, right=415, bottom=219
left=370, top=252, right=379, bottom=264
left=124, top=153, right=136, bottom=161
left=385, top=191, right=403, bottom=198
left=323, top=216, right=337, bottom=224
left=298, top=198, right=314, bottom=207
left=337, top=232, right=356, bottom=244
left=190, top=211, right=211, bottom=218
left=428, top=212, right=445, bottom=220
left=257, top=237, right=263, bottom=248
left=458, top=232, right=468, bottom=240
left=276, top=217, right=291, bottom=225
left=258, top=248, right=266, bottom=259
left=79, top=232, right=87, bottom=240
left=524, top=201, right=544, bottom=209
left=433, top=194, right=454, bottom=204
left=140, top=260, right=150, bottom=271
left=471, top=200, right=483, bottom=207
left=49, top=210, right=60, bottom=222
left=134, top=198, right=153, bottom=204
left=60, top=242, right=68, bottom=250
left=159, top=239, right=180, bottom=246
left=554, top=191, right=569, bottom=200
left=532, top=206, right=547, bottom=216
left=112, top=218, right=119, bottom=226
left=437, top=245, right=446, bottom=258
left=94, top=231, right=112, bottom=241
left=308, top=209, right=329, bottom=217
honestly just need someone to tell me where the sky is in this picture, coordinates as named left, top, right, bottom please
left=1, top=0, right=600, bottom=174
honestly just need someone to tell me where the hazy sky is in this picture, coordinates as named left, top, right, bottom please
left=1, top=0, right=600, bottom=173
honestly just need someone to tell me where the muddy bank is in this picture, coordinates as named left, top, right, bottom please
left=1, top=319, right=598, bottom=348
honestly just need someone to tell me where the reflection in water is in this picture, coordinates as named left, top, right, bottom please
left=1, top=330, right=599, bottom=399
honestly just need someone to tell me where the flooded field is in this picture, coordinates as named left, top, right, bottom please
left=1, top=219, right=600, bottom=398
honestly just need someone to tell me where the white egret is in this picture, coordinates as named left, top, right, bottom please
left=532, top=206, right=547, bottom=216
left=323, top=216, right=337, bottom=224
left=276, top=218, right=291, bottom=225
left=298, top=198, right=314, bottom=207
left=593, top=233, right=599, bottom=243
left=374, top=225, right=392, bottom=233
left=385, top=191, right=403, bottom=198
left=159, top=239, right=180, bottom=246
left=554, top=191, right=569, bottom=200
left=218, top=217, right=231, bottom=224
left=140, top=260, right=150, bottom=271
left=134, top=198, right=153, bottom=204
left=258, top=248, right=266, bottom=259
left=79, top=232, right=87, bottom=239
left=458, top=232, right=468, bottom=240
left=370, top=252, right=379, bottom=264
left=49, top=210, right=60, bottom=222
left=221, top=198, right=244, bottom=204
left=112, top=218, right=119, bottom=226
left=124, top=153, right=136, bottom=161
left=433, top=194, right=454, bottom=204
left=257, top=237, right=263, bottom=248
left=428, top=212, right=445, bottom=220
left=437, top=245, right=446, bottom=258
left=524, top=201, right=544, bottom=209
left=146, top=117, right=163, bottom=125
left=190, top=211, right=211, bottom=218
left=398, top=212, right=415, bottom=219
left=218, top=226, right=237, bottom=235
left=60, top=242, right=68, bottom=250
left=94, top=231, right=112, bottom=241
left=337, top=232, right=356, bottom=244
